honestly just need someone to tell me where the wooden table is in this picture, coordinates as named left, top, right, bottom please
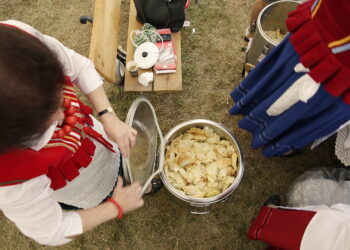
left=124, top=0, right=182, bottom=92
left=89, top=0, right=121, bottom=83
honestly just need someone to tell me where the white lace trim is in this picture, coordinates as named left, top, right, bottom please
left=52, top=116, right=120, bottom=208
left=335, top=125, right=350, bottom=167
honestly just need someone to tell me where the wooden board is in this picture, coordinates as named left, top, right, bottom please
left=124, top=0, right=152, bottom=92
left=124, top=0, right=182, bottom=92
left=89, top=0, right=121, bottom=83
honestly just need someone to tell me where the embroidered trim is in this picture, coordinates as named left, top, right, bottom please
left=64, top=135, right=80, bottom=144
left=331, top=43, right=350, bottom=54
left=44, top=142, right=76, bottom=153
left=64, top=96, right=79, bottom=101
left=64, top=85, right=75, bottom=91
left=311, top=0, right=323, bottom=17
left=328, top=35, right=350, bottom=48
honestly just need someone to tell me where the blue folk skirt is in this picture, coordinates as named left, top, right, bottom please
left=230, top=35, right=350, bottom=157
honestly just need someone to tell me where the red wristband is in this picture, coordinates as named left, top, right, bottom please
left=107, top=198, right=124, bottom=219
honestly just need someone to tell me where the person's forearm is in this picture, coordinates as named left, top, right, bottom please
left=76, top=201, right=119, bottom=233
left=86, top=86, right=122, bottom=125
left=86, top=86, right=113, bottom=115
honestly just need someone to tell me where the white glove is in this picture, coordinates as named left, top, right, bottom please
left=266, top=63, right=320, bottom=116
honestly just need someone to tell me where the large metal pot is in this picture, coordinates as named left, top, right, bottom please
left=246, top=0, right=299, bottom=66
left=159, top=119, right=244, bottom=213
left=124, top=97, right=244, bottom=214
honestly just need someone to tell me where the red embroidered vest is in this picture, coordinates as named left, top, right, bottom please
left=0, top=77, right=114, bottom=190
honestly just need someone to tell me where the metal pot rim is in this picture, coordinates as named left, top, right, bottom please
left=159, top=119, right=244, bottom=205
left=257, top=0, right=300, bottom=46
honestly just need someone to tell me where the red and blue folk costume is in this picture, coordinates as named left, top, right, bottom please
left=240, top=0, right=350, bottom=248
left=230, top=0, right=350, bottom=157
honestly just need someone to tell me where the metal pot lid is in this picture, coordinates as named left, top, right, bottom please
left=123, top=96, right=165, bottom=194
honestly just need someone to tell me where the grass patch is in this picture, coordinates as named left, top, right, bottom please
left=0, top=0, right=339, bottom=249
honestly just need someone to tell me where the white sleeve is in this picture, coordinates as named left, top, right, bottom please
left=300, top=204, right=350, bottom=250
left=0, top=176, right=83, bottom=246
left=0, top=19, right=103, bottom=94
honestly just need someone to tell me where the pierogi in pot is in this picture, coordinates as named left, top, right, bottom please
left=164, top=127, right=238, bottom=198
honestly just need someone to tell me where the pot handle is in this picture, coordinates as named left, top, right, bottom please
left=140, top=101, right=165, bottom=196
left=190, top=204, right=211, bottom=215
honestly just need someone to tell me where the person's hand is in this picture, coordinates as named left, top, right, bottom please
left=101, top=114, right=137, bottom=157
left=112, top=176, right=144, bottom=214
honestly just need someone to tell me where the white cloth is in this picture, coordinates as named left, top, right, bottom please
left=273, top=204, right=350, bottom=249
left=0, top=20, right=119, bottom=246
left=300, top=204, right=350, bottom=250
left=266, top=63, right=320, bottom=116
left=279, top=174, right=350, bottom=249
left=0, top=176, right=82, bottom=246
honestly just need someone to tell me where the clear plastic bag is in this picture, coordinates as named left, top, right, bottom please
left=288, top=167, right=350, bottom=207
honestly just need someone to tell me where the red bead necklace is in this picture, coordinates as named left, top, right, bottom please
left=52, top=99, right=78, bottom=139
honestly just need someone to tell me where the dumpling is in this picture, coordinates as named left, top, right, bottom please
left=205, top=189, right=221, bottom=198
left=168, top=172, right=187, bottom=189
left=176, top=152, right=195, bottom=168
left=206, top=162, right=218, bottom=182
left=183, top=185, right=205, bottom=198
left=222, top=176, right=234, bottom=191
left=218, top=167, right=228, bottom=181
left=187, top=127, right=205, bottom=135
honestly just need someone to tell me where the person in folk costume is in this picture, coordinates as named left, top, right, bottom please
left=0, top=20, right=144, bottom=246
left=233, top=0, right=350, bottom=248
left=230, top=0, right=350, bottom=158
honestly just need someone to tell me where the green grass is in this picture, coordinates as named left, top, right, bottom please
left=0, top=0, right=343, bottom=249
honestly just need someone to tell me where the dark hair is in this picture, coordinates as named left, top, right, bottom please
left=0, top=24, right=64, bottom=153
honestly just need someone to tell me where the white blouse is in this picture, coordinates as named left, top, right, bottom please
left=0, top=20, right=120, bottom=246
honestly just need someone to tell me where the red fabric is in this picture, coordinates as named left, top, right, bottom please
left=286, top=0, right=350, bottom=104
left=0, top=76, right=116, bottom=190
left=248, top=206, right=316, bottom=250
left=0, top=149, right=50, bottom=185
left=59, top=161, right=80, bottom=181
left=71, top=146, right=94, bottom=168
left=79, top=102, right=93, bottom=116
left=83, top=127, right=115, bottom=152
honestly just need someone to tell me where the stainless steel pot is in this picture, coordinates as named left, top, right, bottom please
left=124, top=97, right=244, bottom=214
left=246, top=0, right=300, bottom=66
left=159, top=119, right=244, bottom=214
